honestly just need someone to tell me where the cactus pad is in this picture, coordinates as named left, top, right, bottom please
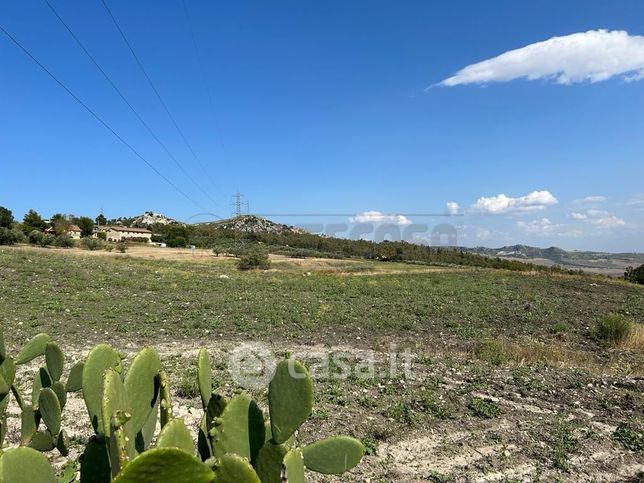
left=82, top=344, right=122, bottom=434
left=301, top=436, right=365, bottom=474
left=38, top=387, right=61, bottom=435
left=255, top=441, right=288, bottom=483
left=268, top=359, right=313, bottom=444
left=156, top=417, right=194, bottom=454
left=15, top=333, right=52, bottom=365
left=44, top=342, right=64, bottom=382
left=112, top=447, right=215, bottom=483
left=65, top=361, right=84, bottom=392
left=212, top=453, right=261, bottom=483
left=0, top=447, right=57, bottom=482
left=211, top=393, right=265, bottom=466
left=123, top=347, right=161, bottom=433
left=29, top=431, right=56, bottom=452
left=283, top=448, right=306, bottom=483
left=197, top=348, right=212, bottom=410
left=102, top=369, right=136, bottom=473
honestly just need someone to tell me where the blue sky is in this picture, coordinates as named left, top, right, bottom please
left=1, top=0, right=643, bottom=251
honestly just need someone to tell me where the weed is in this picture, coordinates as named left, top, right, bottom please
left=468, top=398, right=501, bottom=418
left=311, top=408, right=330, bottom=421
left=360, top=437, right=378, bottom=456
left=613, top=423, right=644, bottom=451
left=175, top=365, right=200, bottom=398
left=425, top=471, right=453, bottom=482
left=550, top=322, right=571, bottom=334
left=552, top=418, right=578, bottom=471
left=385, top=402, right=418, bottom=426
left=420, top=392, right=454, bottom=419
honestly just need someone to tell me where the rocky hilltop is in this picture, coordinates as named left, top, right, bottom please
left=130, top=211, right=181, bottom=227
left=206, top=215, right=306, bottom=234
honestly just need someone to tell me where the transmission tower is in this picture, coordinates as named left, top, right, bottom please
left=231, top=191, right=246, bottom=217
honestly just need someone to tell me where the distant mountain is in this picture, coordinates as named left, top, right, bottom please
left=200, top=215, right=306, bottom=235
left=462, top=244, right=644, bottom=275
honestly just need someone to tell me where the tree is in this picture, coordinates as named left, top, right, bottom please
left=76, top=216, right=95, bottom=238
left=624, top=264, right=644, bottom=285
left=0, top=206, right=13, bottom=228
left=50, top=213, right=70, bottom=236
left=95, top=213, right=107, bottom=226
left=23, top=209, right=46, bottom=232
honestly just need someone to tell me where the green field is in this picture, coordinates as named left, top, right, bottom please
left=1, top=245, right=643, bottom=481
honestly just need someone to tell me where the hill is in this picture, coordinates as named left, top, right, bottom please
left=463, top=244, right=644, bottom=275
left=200, top=215, right=306, bottom=234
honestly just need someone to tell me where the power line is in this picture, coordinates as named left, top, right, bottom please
left=0, top=23, right=209, bottom=213
left=180, top=0, right=228, bottom=156
left=99, top=0, right=222, bottom=197
left=42, top=0, right=222, bottom=212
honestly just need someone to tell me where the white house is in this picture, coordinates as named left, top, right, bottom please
left=105, top=226, right=153, bottom=243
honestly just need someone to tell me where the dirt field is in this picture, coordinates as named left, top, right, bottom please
left=1, top=246, right=643, bottom=482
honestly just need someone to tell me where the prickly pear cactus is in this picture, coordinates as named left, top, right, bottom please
left=4, top=337, right=365, bottom=483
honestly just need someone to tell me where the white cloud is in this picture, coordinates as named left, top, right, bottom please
left=350, top=211, right=411, bottom=226
left=569, top=209, right=626, bottom=229
left=471, top=190, right=558, bottom=214
left=439, top=30, right=644, bottom=87
left=574, top=195, right=607, bottom=204
left=516, top=218, right=563, bottom=235
left=446, top=202, right=460, bottom=215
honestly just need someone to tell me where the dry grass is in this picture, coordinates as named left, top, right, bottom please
left=621, top=323, right=644, bottom=351
left=475, top=338, right=600, bottom=371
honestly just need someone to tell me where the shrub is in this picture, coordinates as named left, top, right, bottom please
left=52, top=235, right=75, bottom=248
left=476, top=339, right=508, bottom=366
left=624, top=264, right=644, bottom=285
left=0, top=227, right=17, bottom=245
left=81, top=237, right=103, bottom=251
left=96, top=231, right=107, bottom=240
left=40, top=234, right=54, bottom=247
left=11, top=228, right=27, bottom=243
left=116, top=242, right=127, bottom=253
left=596, top=313, right=632, bottom=344
left=28, top=230, right=44, bottom=245
left=237, top=247, right=271, bottom=270
left=166, top=236, right=187, bottom=248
